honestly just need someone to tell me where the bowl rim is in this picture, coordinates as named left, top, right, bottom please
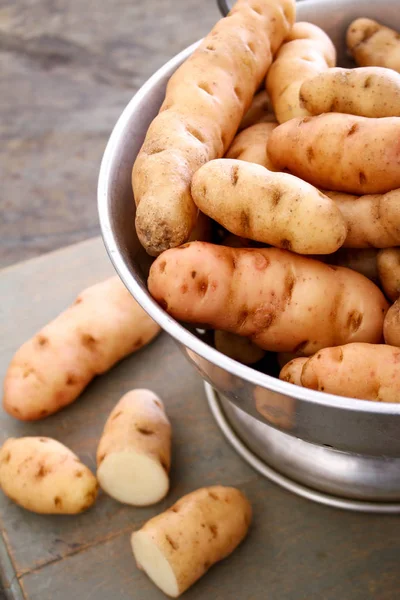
left=98, top=16, right=400, bottom=418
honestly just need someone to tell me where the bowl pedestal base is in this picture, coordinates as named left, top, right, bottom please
left=205, top=384, right=400, bottom=513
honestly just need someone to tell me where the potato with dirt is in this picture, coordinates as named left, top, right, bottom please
left=347, top=18, right=400, bottom=72
left=3, top=277, right=160, bottom=421
left=267, top=114, right=400, bottom=194
left=377, top=248, right=400, bottom=301
left=225, top=122, right=278, bottom=170
left=132, top=0, right=295, bottom=255
left=131, top=486, right=251, bottom=597
left=280, top=343, right=400, bottom=402
left=97, top=389, right=171, bottom=506
left=191, top=159, right=346, bottom=254
left=0, top=437, right=98, bottom=514
left=326, top=189, right=400, bottom=248
left=266, top=21, right=336, bottom=123
left=384, top=300, right=400, bottom=347
left=300, top=67, right=400, bottom=118
left=148, top=242, right=388, bottom=355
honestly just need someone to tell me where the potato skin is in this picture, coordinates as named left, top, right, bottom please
left=3, top=277, right=160, bottom=421
left=326, top=189, right=400, bottom=248
left=281, top=343, right=400, bottom=402
left=225, top=122, right=278, bottom=170
left=132, top=0, right=295, bottom=255
left=278, top=357, right=307, bottom=386
left=384, top=300, right=400, bottom=347
left=377, top=248, right=400, bottom=301
left=0, top=437, right=98, bottom=514
left=239, top=90, right=275, bottom=130
left=191, top=159, right=346, bottom=254
left=347, top=18, right=400, bottom=72
left=148, top=242, right=388, bottom=355
left=131, top=486, right=251, bottom=597
left=266, top=22, right=336, bottom=123
left=268, top=114, right=400, bottom=194
left=300, top=67, right=400, bottom=118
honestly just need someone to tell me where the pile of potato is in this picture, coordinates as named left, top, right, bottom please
left=3, top=2, right=400, bottom=598
left=132, top=0, right=400, bottom=404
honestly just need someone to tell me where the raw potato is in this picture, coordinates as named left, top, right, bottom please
left=266, top=22, right=336, bottom=123
left=377, top=248, right=400, bottom=301
left=279, top=357, right=307, bottom=386
left=347, top=18, right=400, bottom=73
left=148, top=242, right=388, bottom=355
left=384, top=300, right=400, bottom=347
left=326, top=189, right=400, bottom=248
left=3, top=277, right=160, bottom=421
left=239, top=90, right=275, bottom=130
left=0, top=437, right=98, bottom=514
left=300, top=67, right=400, bottom=117
left=97, top=390, right=171, bottom=506
left=191, top=159, right=346, bottom=254
left=214, top=330, right=266, bottom=365
left=280, top=343, right=400, bottom=402
left=225, top=122, right=278, bottom=169
left=268, top=114, right=400, bottom=194
left=132, top=0, right=295, bottom=256
left=327, top=248, right=379, bottom=283
left=131, top=486, right=252, bottom=597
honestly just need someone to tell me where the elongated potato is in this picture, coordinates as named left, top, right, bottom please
left=132, top=0, right=295, bottom=256
left=3, top=277, right=160, bottom=421
left=0, top=437, right=98, bottom=514
left=327, top=248, right=379, bottom=283
left=214, top=330, right=266, bottom=365
left=148, top=242, right=388, bottom=355
left=377, top=248, right=400, bottom=301
left=300, top=67, right=400, bottom=118
left=281, top=343, right=400, bottom=402
left=97, top=390, right=171, bottom=506
left=347, top=18, right=400, bottom=73
left=384, top=300, right=400, bottom=347
left=325, top=189, right=400, bottom=248
left=191, top=160, right=346, bottom=254
left=279, top=357, right=307, bottom=386
left=266, top=22, right=336, bottom=123
left=239, top=90, right=275, bottom=130
left=131, top=486, right=251, bottom=597
left=225, top=122, right=278, bottom=169
left=268, top=114, right=400, bottom=194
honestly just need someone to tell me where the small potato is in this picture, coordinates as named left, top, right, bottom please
left=384, top=300, right=400, bottom=347
left=149, top=242, right=388, bottom=355
left=3, top=277, right=160, bottom=421
left=268, top=114, right=400, bottom=194
left=347, top=18, right=400, bottom=72
left=279, top=358, right=307, bottom=386
left=277, top=352, right=306, bottom=369
left=97, top=390, right=171, bottom=506
left=191, top=159, right=346, bottom=254
left=377, top=248, right=400, bottom=301
left=214, top=330, right=266, bottom=365
left=131, top=486, right=251, bottom=597
left=281, top=343, right=400, bottom=402
left=266, top=22, right=336, bottom=123
left=239, top=90, right=275, bottom=130
left=326, top=189, right=400, bottom=248
left=300, top=67, right=400, bottom=118
left=327, top=248, right=379, bottom=282
left=0, top=437, right=98, bottom=514
left=225, top=122, right=278, bottom=170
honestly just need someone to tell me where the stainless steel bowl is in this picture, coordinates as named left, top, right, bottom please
left=98, top=0, right=400, bottom=508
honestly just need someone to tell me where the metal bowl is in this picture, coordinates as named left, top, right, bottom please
left=98, top=0, right=400, bottom=508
